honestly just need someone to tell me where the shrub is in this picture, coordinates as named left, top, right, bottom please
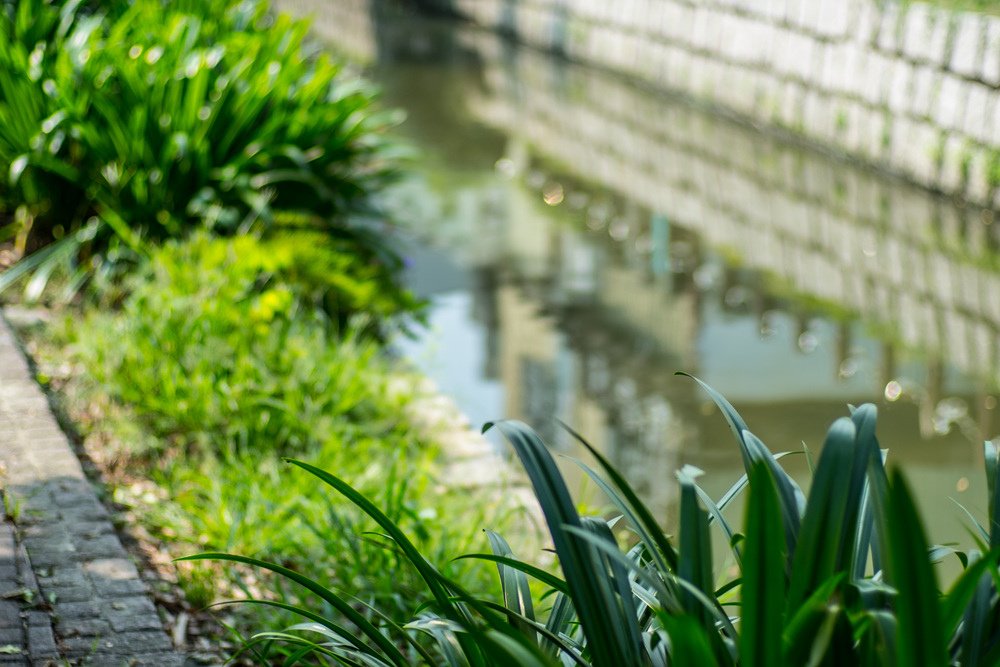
left=189, top=377, right=1000, bottom=665
left=0, top=0, right=401, bottom=294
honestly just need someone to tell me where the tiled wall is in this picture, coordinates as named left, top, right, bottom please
left=462, top=31, right=1000, bottom=387
left=429, top=0, right=1000, bottom=209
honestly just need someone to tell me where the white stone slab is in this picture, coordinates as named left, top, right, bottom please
left=951, top=14, right=983, bottom=78
left=908, top=121, right=942, bottom=183
left=854, top=0, right=881, bottom=46
left=926, top=8, right=952, bottom=66
left=902, top=3, right=932, bottom=61
left=982, top=18, right=1000, bottom=85
left=967, top=147, right=991, bottom=204
left=861, top=51, right=890, bottom=105
left=817, top=0, right=850, bottom=38
left=963, top=84, right=993, bottom=144
left=909, top=65, right=938, bottom=119
left=876, top=3, right=901, bottom=53
left=935, top=74, right=967, bottom=131
left=887, top=59, right=913, bottom=113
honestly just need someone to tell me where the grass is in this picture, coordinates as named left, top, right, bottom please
left=917, top=0, right=1000, bottom=15
left=23, top=232, right=520, bottom=651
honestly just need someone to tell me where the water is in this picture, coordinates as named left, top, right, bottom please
left=281, top=0, right=999, bottom=553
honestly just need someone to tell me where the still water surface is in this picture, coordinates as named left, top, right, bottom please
left=286, top=0, right=1000, bottom=554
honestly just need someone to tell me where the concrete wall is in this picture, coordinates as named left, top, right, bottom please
left=281, top=0, right=378, bottom=63
left=275, top=0, right=1000, bottom=391
left=462, top=30, right=1000, bottom=392
left=425, top=0, right=1000, bottom=209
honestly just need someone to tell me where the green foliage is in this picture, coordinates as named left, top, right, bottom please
left=193, top=377, right=1000, bottom=665
left=68, top=232, right=418, bottom=459
left=0, top=0, right=401, bottom=295
left=904, top=0, right=1000, bottom=15
left=38, top=231, right=494, bottom=634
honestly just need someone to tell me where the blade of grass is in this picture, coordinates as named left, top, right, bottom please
left=741, top=462, right=786, bottom=667
left=787, top=417, right=858, bottom=613
left=884, top=470, right=948, bottom=667
left=176, top=552, right=407, bottom=665
left=486, top=420, right=639, bottom=667
left=559, top=420, right=678, bottom=572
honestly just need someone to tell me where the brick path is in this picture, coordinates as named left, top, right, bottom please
left=0, top=313, right=184, bottom=666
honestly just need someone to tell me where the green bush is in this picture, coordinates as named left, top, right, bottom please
left=191, top=378, right=1000, bottom=666
left=0, top=0, right=401, bottom=293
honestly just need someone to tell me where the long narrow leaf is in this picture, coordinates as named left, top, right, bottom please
left=885, top=470, right=948, bottom=667
left=487, top=420, right=637, bottom=666
left=176, top=552, right=407, bottom=665
left=787, top=417, right=858, bottom=613
left=741, top=462, right=786, bottom=667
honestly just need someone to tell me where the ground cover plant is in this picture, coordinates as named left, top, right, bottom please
left=21, top=232, right=511, bottom=647
left=187, top=377, right=1000, bottom=665
left=0, top=0, right=402, bottom=295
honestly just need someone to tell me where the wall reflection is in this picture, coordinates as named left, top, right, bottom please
left=279, top=0, right=999, bottom=541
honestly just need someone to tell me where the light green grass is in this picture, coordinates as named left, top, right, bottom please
left=30, top=233, right=519, bottom=645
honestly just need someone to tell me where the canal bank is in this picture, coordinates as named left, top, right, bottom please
left=414, top=0, right=1000, bottom=210
left=278, top=0, right=999, bottom=554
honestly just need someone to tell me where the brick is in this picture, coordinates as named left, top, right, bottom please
left=36, top=563, right=86, bottom=590
left=939, top=134, right=966, bottom=192
left=64, top=522, right=113, bottom=541
left=25, top=625, right=56, bottom=658
left=55, top=618, right=109, bottom=638
left=967, top=148, right=991, bottom=203
left=23, top=613, right=47, bottom=629
left=821, top=42, right=851, bottom=94
left=0, top=627, right=21, bottom=647
left=62, top=629, right=171, bottom=657
left=92, top=578, right=148, bottom=598
left=55, top=502, right=109, bottom=523
left=74, top=535, right=124, bottom=560
left=39, top=584, right=93, bottom=603
left=53, top=600, right=101, bottom=621
left=82, top=652, right=184, bottom=667
left=0, top=602, right=20, bottom=630
left=902, top=3, right=932, bottom=61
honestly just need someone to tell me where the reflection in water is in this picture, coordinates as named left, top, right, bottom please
left=279, top=0, right=999, bottom=547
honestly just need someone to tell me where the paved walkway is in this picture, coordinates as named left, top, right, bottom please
left=0, top=314, right=184, bottom=666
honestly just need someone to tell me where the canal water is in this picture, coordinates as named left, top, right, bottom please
left=283, top=0, right=999, bottom=555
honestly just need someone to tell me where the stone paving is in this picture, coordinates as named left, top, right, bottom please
left=0, top=313, right=184, bottom=666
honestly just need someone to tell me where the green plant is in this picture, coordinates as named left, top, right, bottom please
left=187, top=376, right=1000, bottom=665
left=65, top=231, right=419, bottom=460
left=28, top=230, right=497, bottom=634
left=0, top=0, right=402, bottom=296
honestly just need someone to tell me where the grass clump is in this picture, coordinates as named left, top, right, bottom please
left=71, top=231, right=420, bottom=459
